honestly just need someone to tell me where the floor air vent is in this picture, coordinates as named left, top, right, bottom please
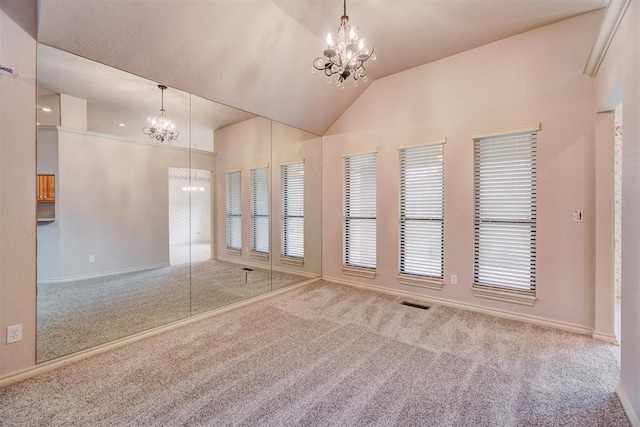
left=242, top=267, right=254, bottom=272
left=401, top=301, right=431, bottom=310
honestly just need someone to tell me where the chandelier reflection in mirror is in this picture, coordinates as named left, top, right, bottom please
left=312, top=0, right=376, bottom=89
left=142, top=84, right=179, bottom=143
left=182, top=170, right=206, bottom=192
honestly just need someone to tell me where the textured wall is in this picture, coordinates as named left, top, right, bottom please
left=322, top=12, right=601, bottom=328
left=595, top=1, right=640, bottom=422
left=0, top=0, right=37, bottom=377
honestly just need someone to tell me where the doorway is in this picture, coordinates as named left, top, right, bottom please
left=168, top=167, right=212, bottom=265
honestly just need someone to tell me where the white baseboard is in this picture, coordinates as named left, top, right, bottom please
left=37, top=263, right=170, bottom=284
left=0, top=277, right=321, bottom=388
left=617, top=383, right=640, bottom=426
left=323, top=275, right=594, bottom=336
left=592, top=330, right=619, bottom=345
left=215, top=257, right=319, bottom=279
left=216, top=256, right=270, bottom=271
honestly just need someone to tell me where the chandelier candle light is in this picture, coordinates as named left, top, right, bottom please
left=313, top=0, right=375, bottom=89
left=142, top=84, right=179, bottom=143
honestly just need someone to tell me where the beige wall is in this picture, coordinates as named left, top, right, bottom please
left=595, top=1, right=640, bottom=422
left=0, top=0, right=37, bottom=377
left=214, top=117, right=323, bottom=276
left=214, top=117, right=272, bottom=267
left=322, top=11, right=602, bottom=328
left=271, top=121, right=322, bottom=276
left=37, top=127, right=214, bottom=281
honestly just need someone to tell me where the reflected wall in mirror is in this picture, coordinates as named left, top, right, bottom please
left=36, top=45, right=193, bottom=362
left=36, top=44, right=322, bottom=364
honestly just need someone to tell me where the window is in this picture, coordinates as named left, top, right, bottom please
left=473, top=130, right=537, bottom=303
left=399, top=143, right=444, bottom=285
left=225, top=171, right=241, bottom=252
left=343, top=152, right=377, bottom=274
left=281, top=162, right=304, bottom=261
left=250, top=166, right=269, bottom=256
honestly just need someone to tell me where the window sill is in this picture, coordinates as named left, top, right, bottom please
left=280, top=256, right=304, bottom=267
left=472, top=285, right=536, bottom=306
left=342, top=265, right=376, bottom=279
left=397, top=274, right=443, bottom=291
left=226, top=248, right=242, bottom=256
left=250, top=251, right=270, bottom=261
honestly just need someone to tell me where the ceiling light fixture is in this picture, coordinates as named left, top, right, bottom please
left=142, top=84, right=179, bottom=143
left=182, top=170, right=206, bottom=192
left=41, top=107, right=52, bottom=112
left=312, top=0, right=375, bottom=89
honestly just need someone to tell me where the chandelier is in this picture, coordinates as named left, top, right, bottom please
left=312, top=0, right=376, bottom=89
left=182, top=170, right=206, bottom=192
left=142, top=84, right=179, bottom=143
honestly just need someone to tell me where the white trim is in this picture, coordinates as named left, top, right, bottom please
left=323, top=275, right=593, bottom=336
left=341, top=266, right=376, bottom=279
left=397, top=274, right=443, bottom=291
left=249, top=163, right=270, bottom=170
left=250, top=251, right=270, bottom=261
left=471, top=123, right=541, bottom=140
left=584, top=0, right=632, bottom=77
left=396, top=139, right=446, bottom=150
left=280, top=256, right=304, bottom=267
left=0, top=277, right=321, bottom=388
left=592, top=330, right=619, bottom=345
left=617, top=383, right=640, bottom=427
left=215, top=256, right=269, bottom=270
left=37, top=263, right=169, bottom=284
left=472, top=285, right=536, bottom=307
left=225, top=248, right=242, bottom=256
left=279, top=159, right=305, bottom=167
left=272, top=265, right=317, bottom=278
left=340, top=149, right=377, bottom=158
left=50, top=126, right=217, bottom=155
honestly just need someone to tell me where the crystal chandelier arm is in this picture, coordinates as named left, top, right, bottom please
left=312, top=0, right=375, bottom=89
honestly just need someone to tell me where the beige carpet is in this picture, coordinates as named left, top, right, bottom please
left=37, top=260, right=309, bottom=362
left=3, top=280, right=628, bottom=426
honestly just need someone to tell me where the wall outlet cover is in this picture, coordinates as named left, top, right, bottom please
left=7, top=324, right=22, bottom=344
left=451, top=274, right=458, bottom=285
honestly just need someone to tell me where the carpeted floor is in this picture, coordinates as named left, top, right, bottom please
left=37, top=260, right=309, bottom=362
left=3, top=280, right=628, bottom=426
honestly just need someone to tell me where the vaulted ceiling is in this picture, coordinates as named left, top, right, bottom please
left=37, top=0, right=608, bottom=135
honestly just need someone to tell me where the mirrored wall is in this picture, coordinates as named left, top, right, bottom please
left=36, top=44, right=322, bottom=363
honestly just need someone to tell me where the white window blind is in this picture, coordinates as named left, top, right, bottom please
left=399, top=143, right=444, bottom=279
left=281, top=162, right=304, bottom=259
left=250, top=167, right=269, bottom=254
left=474, top=131, right=537, bottom=293
left=225, top=171, right=241, bottom=250
left=343, top=152, right=377, bottom=269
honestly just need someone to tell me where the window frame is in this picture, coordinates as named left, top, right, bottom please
left=280, top=162, right=305, bottom=264
left=398, top=142, right=445, bottom=290
left=250, top=166, right=270, bottom=258
left=342, top=151, right=377, bottom=278
left=225, top=170, right=242, bottom=254
left=472, top=127, right=538, bottom=306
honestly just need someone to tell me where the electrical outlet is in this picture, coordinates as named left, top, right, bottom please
left=7, top=324, right=22, bottom=344
left=451, top=274, right=458, bottom=285
left=572, top=210, right=584, bottom=223
left=89, top=255, right=95, bottom=263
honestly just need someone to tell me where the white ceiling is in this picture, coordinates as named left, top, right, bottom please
left=37, top=0, right=608, bottom=135
left=37, top=45, right=256, bottom=150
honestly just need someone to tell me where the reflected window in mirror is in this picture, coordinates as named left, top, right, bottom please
left=225, top=170, right=242, bottom=254
left=250, top=166, right=270, bottom=258
left=281, top=162, right=304, bottom=264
